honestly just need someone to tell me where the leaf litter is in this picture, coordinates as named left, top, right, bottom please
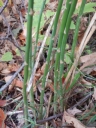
left=0, top=0, right=96, bottom=127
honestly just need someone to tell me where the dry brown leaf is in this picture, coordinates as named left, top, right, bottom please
left=0, top=100, right=7, bottom=107
left=0, top=63, right=7, bottom=71
left=46, top=1, right=58, bottom=11
left=93, top=88, right=96, bottom=100
left=1, top=69, right=10, bottom=74
left=80, top=59, right=96, bottom=70
left=46, top=80, right=54, bottom=92
left=5, top=75, right=12, bottom=83
left=0, top=108, right=6, bottom=128
left=63, top=111, right=95, bottom=128
left=90, top=70, right=96, bottom=77
left=15, top=79, right=23, bottom=88
left=8, top=63, right=20, bottom=72
left=18, top=30, right=26, bottom=45
left=67, top=107, right=82, bottom=116
left=5, top=75, right=14, bottom=91
left=80, top=53, right=96, bottom=63
left=80, top=53, right=96, bottom=70
left=81, top=66, right=96, bottom=75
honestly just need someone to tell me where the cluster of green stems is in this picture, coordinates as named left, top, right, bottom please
left=23, top=0, right=86, bottom=124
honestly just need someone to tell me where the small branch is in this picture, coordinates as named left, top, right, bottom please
left=0, top=63, right=24, bottom=92
left=37, top=113, right=63, bottom=124
left=70, top=92, right=93, bottom=109
left=0, top=0, right=9, bottom=14
left=0, top=37, right=8, bottom=40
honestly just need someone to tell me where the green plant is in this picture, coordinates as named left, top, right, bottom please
left=0, top=0, right=3, bottom=7
left=40, top=0, right=64, bottom=118
left=23, top=0, right=34, bottom=124
left=71, top=0, right=87, bottom=59
left=54, top=0, right=72, bottom=112
left=1, top=52, right=13, bottom=62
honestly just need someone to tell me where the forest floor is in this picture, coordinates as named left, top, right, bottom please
left=0, top=0, right=96, bottom=128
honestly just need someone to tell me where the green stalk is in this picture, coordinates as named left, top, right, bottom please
left=59, top=0, right=78, bottom=102
left=29, top=1, right=34, bottom=77
left=54, top=0, right=71, bottom=113
left=39, top=0, right=64, bottom=119
left=28, top=1, right=36, bottom=119
left=71, top=0, right=86, bottom=60
left=33, top=0, right=47, bottom=65
left=23, top=0, right=34, bottom=124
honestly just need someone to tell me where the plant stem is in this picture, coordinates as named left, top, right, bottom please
left=39, top=0, right=63, bottom=119
left=71, top=0, right=87, bottom=59
left=23, top=0, right=34, bottom=124
left=54, top=0, right=71, bottom=113
left=59, top=0, right=78, bottom=105
left=33, top=0, right=47, bottom=66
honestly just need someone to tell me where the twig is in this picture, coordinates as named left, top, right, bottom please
left=0, top=37, right=9, bottom=40
left=37, top=113, right=63, bottom=124
left=0, top=63, right=24, bottom=92
left=0, top=0, right=9, bottom=14
left=70, top=92, right=93, bottom=109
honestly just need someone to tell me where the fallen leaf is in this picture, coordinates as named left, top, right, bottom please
left=80, top=52, right=96, bottom=63
left=8, top=63, right=20, bottom=72
left=5, top=75, right=15, bottom=91
left=18, top=30, right=26, bottom=45
left=46, top=80, right=54, bottom=92
left=80, top=53, right=96, bottom=70
left=63, top=111, right=95, bottom=128
left=15, top=79, right=23, bottom=88
left=93, top=88, right=96, bottom=100
left=5, top=75, right=12, bottom=83
left=89, top=70, right=96, bottom=77
left=0, top=108, right=6, bottom=128
left=1, top=69, right=10, bottom=74
left=0, top=63, right=7, bottom=71
left=45, top=1, right=58, bottom=11
left=67, top=107, right=82, bottom=116
left=0, top=100, right=6, bottom=107
left=81, top=66, right=96, bottom=75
